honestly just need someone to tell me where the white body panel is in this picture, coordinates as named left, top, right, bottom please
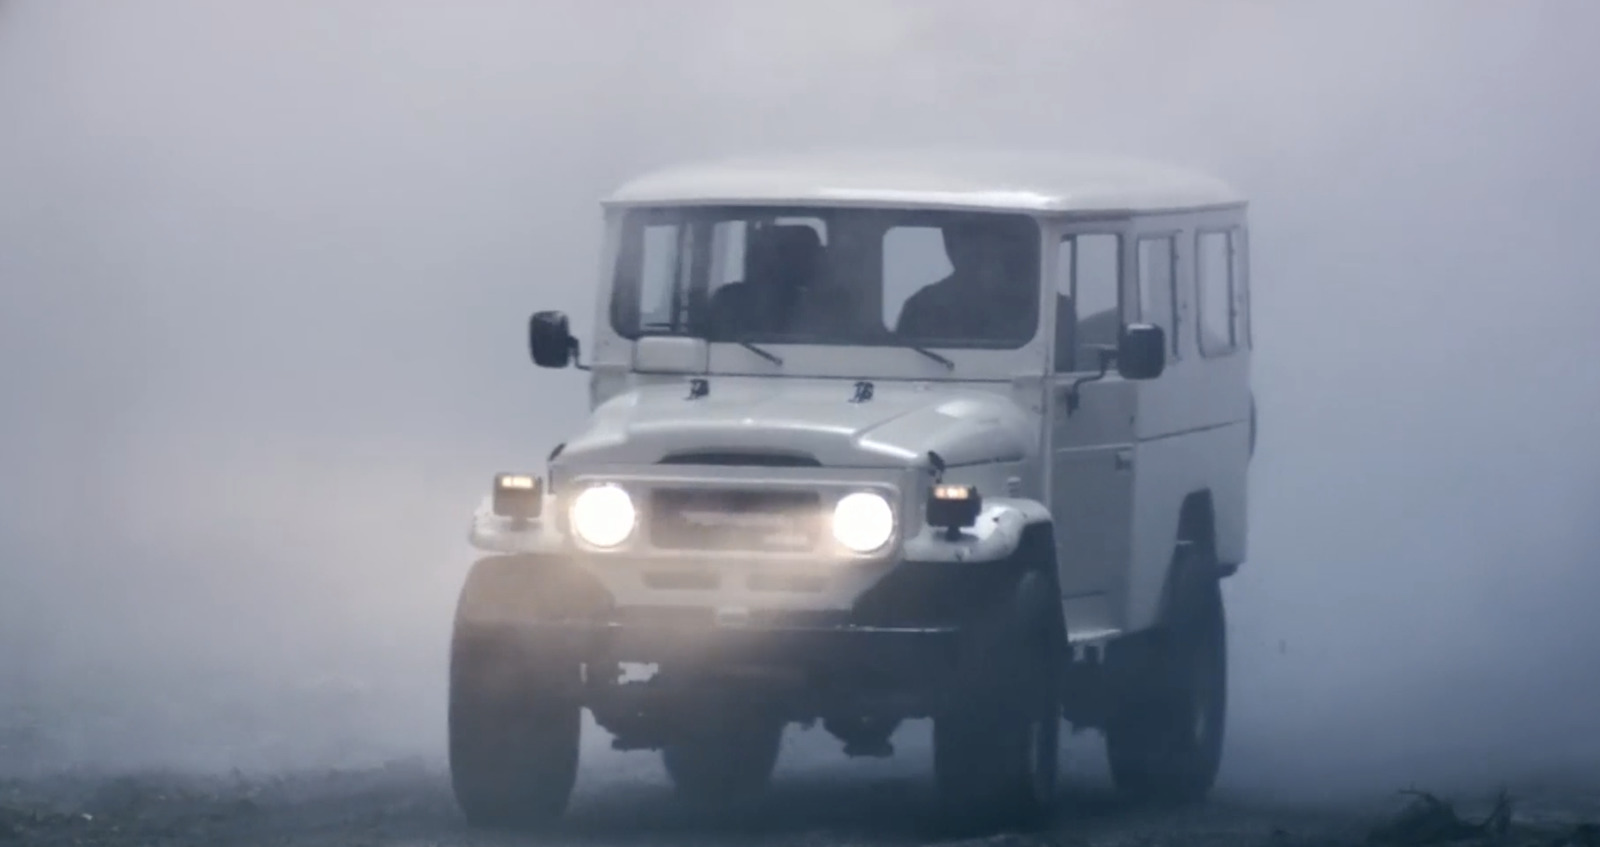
left=481, top=150, right=1253, bottom=642
left=1036, top=207, right=1254, bottom=635
left=563, top=378, right=1042, bottom=470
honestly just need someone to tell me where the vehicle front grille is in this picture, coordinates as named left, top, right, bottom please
left=647, top=487, right=823, bottom=554
left=658, top=450, right=821, bottom=467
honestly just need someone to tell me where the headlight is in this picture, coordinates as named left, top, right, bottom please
left=831, top=491, right=895, bottom=554
left=569, top=483, right=636, bottom=548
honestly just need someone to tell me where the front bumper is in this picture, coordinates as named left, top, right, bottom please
left=488, top=616, right=962, bottom=681
left=454, top=544, right=1043, bottom=726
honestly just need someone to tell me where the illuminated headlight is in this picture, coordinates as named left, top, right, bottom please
left=569, top=483, right=636, bottom=548
left=831, top=491, right=895, bottom=554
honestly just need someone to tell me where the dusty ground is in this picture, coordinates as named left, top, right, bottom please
left=0, top=754, right=1361, bottom=847
left=2, top=599, right=1595, bottom=847
left=2, top=717, right=1596, bottom=847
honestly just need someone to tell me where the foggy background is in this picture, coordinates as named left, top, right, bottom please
left=2, top=0, right=1598, bottom=808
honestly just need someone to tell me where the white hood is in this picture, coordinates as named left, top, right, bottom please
left=557, top=379, right=1037, bottom=469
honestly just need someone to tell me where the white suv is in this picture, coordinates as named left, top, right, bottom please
left=451, top=150, right=1255, bottom=832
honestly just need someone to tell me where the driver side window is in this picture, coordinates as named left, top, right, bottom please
left=1055, top=234, right=1122, bottom=372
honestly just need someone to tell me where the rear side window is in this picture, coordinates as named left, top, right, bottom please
left=1196, top=229, right=1239, bottom=357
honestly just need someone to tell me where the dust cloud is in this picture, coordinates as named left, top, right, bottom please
left=1, top=0, right=1597, bottom=806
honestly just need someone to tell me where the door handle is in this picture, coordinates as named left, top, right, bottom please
left=1114, top=450, right=1133, bottom=472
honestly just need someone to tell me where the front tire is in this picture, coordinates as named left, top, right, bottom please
left=933, top=569, right=1063, bottom=833
left=448, top=561, right=585, bottom=830
left=1105, top=540, right=1227, bottom=804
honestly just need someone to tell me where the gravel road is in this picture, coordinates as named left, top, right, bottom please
left=3, top=714, right=1595, bottom=847
left=2, top=589, right=1595, bottom=847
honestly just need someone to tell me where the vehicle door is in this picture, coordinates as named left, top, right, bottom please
left=1047, top=226, right=1137, bottom=639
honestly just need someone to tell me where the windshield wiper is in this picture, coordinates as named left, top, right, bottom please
left=737, top=340, right=783, bottom=366
left=910, top=346, right=955, bottom=369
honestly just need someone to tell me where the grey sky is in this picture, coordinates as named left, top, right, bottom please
left=1, top=0, right=1598, bottom=796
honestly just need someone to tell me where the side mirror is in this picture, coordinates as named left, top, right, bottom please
left=1117, top=324, right=1166, bottom=380
left=528, top=311, right=576, bottom=369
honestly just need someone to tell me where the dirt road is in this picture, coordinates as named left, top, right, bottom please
left=0, top=758, right=1357, bottom=847
left=4, top=721, right=1594, bottom=847
left=2, top=642, right=1595, bottom=847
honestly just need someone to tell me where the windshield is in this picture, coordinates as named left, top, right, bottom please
left=609, top=206, right=1041, bottom=350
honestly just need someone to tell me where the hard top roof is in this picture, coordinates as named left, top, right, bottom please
left=604, top=149, right=1244, bottom=215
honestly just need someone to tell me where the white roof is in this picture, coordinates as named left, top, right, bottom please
left=604, top=149, right=1244, bottom=214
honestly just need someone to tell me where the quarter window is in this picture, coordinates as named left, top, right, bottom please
left=1196, top=229, right=1238, bottom=356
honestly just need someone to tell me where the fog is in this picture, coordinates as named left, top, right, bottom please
left=2, top=0, right=1598, bottom=807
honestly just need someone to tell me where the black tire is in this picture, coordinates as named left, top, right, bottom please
left=448, top=561, right=584, bottom=830
left=933, top=569, right=1063, bottom=833
left=661, top=716, right=784, bottom=805
left=1105, top=540, right=1227, bottom=804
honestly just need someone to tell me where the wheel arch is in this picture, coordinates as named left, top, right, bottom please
left=455, top=553, right=611, bottom=631
left=1153, top=490, right=1225, bottom=627
left=989, top=509, right=1067, bottom=639
left=1015, top=517, right=1068, bottom=637
left=853, top=505, right=1063, bottom=633
left=1177, top=491, right=1217, bottom=556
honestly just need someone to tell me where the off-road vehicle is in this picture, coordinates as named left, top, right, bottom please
left=450, top=150, right=1255, bottom=830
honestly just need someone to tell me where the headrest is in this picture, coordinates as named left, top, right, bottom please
left=768, top=222, right=825, bottom=252
left=750, top=224, right=824, bottom=287
left=766, top=224, right=823, bottom=258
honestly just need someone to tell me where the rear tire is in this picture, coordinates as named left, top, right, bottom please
left=933, top=569, right=1063, bottom=833
left=1105, top=540, right=1227, bottom=804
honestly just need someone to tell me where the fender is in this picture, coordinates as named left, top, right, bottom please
left=467, top=495, right=566, bottom=555
left=851, top=500, right=1060, bottom=630
left=456, top=553, right=611, bottom=631
left=899, top=497, right=1055, bottom=564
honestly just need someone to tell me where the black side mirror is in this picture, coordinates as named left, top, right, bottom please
left=1117, top=324, right=1166, bottom=380
left=529, top=311, right=576, bottom=369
